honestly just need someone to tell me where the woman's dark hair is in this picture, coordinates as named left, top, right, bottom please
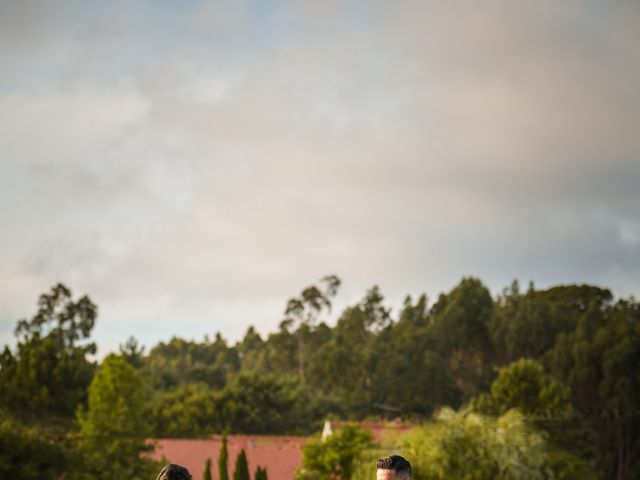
left=156, top=464, right=193, bottom=480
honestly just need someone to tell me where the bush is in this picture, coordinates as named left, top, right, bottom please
left=297, top=423, right=375, bottom=480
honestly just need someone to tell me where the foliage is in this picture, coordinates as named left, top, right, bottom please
left=284, top=275, right=342, bottom=329
left=214, top=372, right=330, bottom=434
left=370, top=293, right=460, bottom=417
left=473, top=358, right=572, bottom=418
left=0, top=415, right=67, bottom=480
left=204, top=458, right=213, bottom=480
left=350, top=446, right=390, bottom=480
left=238, top=326, right=265, bottom=371
left=306, top=286, right=390, bottom=416
left=151, top=383, right=215, bottom=436
left=255, top=466, right=268, bottom=480
left=429, top=277, right=494, bottom=400
left=545, top=298, right=640, bottom=480
left=429, top=278, right=494, bottom=353
left=218, top=432, right=229, bottom=480
left=297, top=423, right=375, bottom=480
left=283, top=275, right=341, bottom=382
left=144, top=334, right=239, bottom=390
left=119, top=336, right=145, bottom=369
left=150, top=372, right=332, bottom=436
left=0, top=283, right=97, bottom=417
left=233, top=449, right=250, bottom=480
left=74, top=354, right=159, bottom=480
left=490, top=283, right=613, bottom=364
left=400, top=408, right=596, bottom=480
left=14, top=283, right=97, bottom=349
left=150, top=371, right=329, bottom=435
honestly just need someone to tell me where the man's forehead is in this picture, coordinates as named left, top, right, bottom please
left=377, top=469, right=408, bottom=480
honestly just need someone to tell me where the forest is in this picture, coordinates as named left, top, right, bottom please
left=1, top=276, right=639, bottom=480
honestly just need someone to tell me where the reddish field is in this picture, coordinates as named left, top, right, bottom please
left=149, top=436, right=308, bottom=480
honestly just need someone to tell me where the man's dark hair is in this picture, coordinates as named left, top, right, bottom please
left=376, top=455, right=411, bottom=477
left=156, top=464, right=193, bottom=480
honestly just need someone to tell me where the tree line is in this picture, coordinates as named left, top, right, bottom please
left=0, top=276, right=639, bottom=479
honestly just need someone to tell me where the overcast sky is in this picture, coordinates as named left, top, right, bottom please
left=1, top=0, right=639, bottom=355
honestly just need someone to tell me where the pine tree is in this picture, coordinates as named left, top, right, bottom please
left=204, top=458, right=212, bottom=480
left=233, top=449, right=250, bottom=480
left=218, top=433, right=229, bottom=480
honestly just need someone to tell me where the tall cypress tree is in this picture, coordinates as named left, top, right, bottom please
left=204, top=458, right=212, bottom=480
left=233, top=449, right=250, bottom=480
left=218, top=433, right=229, bottom=480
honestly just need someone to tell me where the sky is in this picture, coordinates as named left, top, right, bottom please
left=1, top=0, right=639, bottom=356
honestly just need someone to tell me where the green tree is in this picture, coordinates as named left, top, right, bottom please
left=370, top=293, right=460, bottom=417
left=151, top=383, right=216, bottom=436
left=283, top=275, right=341, bottom=383
left=149, top=373, right=329, bottom=436
left=490, top=282, right=613, bottom=364
left=215, top=371, right=329, bottom=434
left=119, top=336, right=145, bottom=369
left=546, top=298, right=640, bottom=480
left=218, top=432, right=229, bottom=480
left=74, top=354, right=158, bottom=480
left=428, top=277, right=494, bottom=400
left=204, top=458, right=213, bottom=480
left=255, top=466, right=268, bottom=480
left=297, top=423, right=375, bottom=480
left=233, top=449, right=250, bottom=480
left=310, top=286, right=389, bottom=416
left=262, top=321, right=299, bottom=377
left=400, top=408, right=596, bottom=480
left=238, top=326, right=266, bottom=371
left=471, top=358, right=579, bottom=462
left=0, top=283, right=97, bottom=417
left=473, top=358, right=571, bottom=418
left=0, top=416, right=67, bottom=480
left=145, top=334, right=239, bottom=390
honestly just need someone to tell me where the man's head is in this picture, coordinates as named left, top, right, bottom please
left=376, top=455, right=411, bottom=480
